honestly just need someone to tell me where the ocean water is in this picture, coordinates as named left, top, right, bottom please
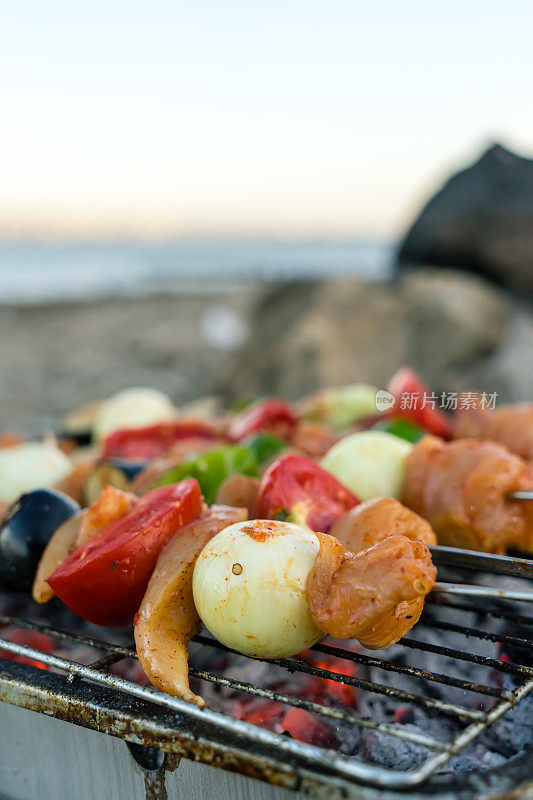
left=0, top=239, right=393, bottom=305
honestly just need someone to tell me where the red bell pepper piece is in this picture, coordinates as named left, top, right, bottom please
left=254, top=454, right=358, bottom=533
left=229, top=399, right=298, bottom=442
left=387, top=367, right=453, bottom=439
left=48, top=480, right=202, bottom=626
left=102, top=421, right=220, bottom=460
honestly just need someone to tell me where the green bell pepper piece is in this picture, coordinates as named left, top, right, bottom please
left=243, top=433, right=286, bottom=465
left=155, top=445, right=258, bottom=504
left=375, top=418, right=426, bottom=443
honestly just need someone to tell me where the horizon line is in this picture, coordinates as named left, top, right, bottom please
left=0, top=231, right=395, bottom=246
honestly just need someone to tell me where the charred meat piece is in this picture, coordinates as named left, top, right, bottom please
left=403, top=436, right=533, bottom=554
left=330, top=497, right=436, bottom=553
left=307, top=532, right=436, bottom=648
left=134, top=505, right=247, bottom=706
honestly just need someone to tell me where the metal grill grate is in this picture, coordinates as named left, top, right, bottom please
left=0, top=587, right=532, bottom=795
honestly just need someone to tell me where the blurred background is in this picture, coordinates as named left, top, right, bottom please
left=1, top=1, right=532, bottom=428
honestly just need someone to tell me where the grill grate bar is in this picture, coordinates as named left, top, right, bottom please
left=406, top=679, right=533, bottom=784
left=419, top=614, right=533, bottom=653
left=1, top=606, right=532, bottom=792
left=0, top=613, right=509, bottom=707
left=193, top=634, right=486, bottom=720
left=0, top=637, right=453, bottom=753
left=0, top=614, right=492, bottom=720
left=88, top=653, right=129, bottom=671
left=189, top=667, right=450, bottom=750
left=401, top=636, right=533, bottom=676
left=0, top=614, right=135, bottom=656
left=310, top=641, right=506, bottom=698
left=426, top=595, right=533, bottom=626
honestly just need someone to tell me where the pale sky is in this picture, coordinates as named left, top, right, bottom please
left=1, top=1, right=532, bottom=240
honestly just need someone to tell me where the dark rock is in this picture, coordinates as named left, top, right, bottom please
left=398, top=269, right=508, bottom=388
left=397, top=144, right=533, bottom=296
left=230, top=272, right=508, bottom=399
left=228, top=278, right=408, bottom=399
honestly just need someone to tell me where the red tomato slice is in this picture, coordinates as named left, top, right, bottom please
left=387, top=367, right=453, bottom=439
left=102, top=421, right=220, bottom=460
left=229, top=399, right=298, bottom=442
left=48, top=480, right=202, bottom=626
left=254, top=454, right=358, bottom=533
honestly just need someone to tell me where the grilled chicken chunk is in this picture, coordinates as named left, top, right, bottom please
left=134, top=505, right=247, bottom=706
left=289, top=420, right=340, bottom=459
left=215, top=474, right=260, bottom=516
left=330, top=497, right=436, bottom=553
left=403, top=436, right=533, bottom=554
left=454, top=403, right=533, bottom=463
left=307, top=532, right=436, bottom=648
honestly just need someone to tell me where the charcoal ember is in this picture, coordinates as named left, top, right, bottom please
left=335, top=723, right=363, bottom=756
left=281, top=707, right=340, bottom=748
left=440, top=745, right=507, bottom=773
left=223, top=657, right=288, bottom=689
left=358, top=693, right=457, bottom=746
left=408, top=707, right=457, bottom=743
left=394, top=705, right=415, bottom=724
left=279, top=709, right=362, bottom=755
left=481, top=677, right=533, bottom=758
left=363, top=728, right=430, bottom=770
left=110, top=658, right=150, bottom=685
left=361, top=648, right=495, bottom=712
left=188, top=639, right=234, bottom=672
left=194, top=679, right=230, bottom=709
left=389, top=626, right=501, bottom=709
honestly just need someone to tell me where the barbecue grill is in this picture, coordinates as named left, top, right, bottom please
left=1, top=546, right=532, bottom=800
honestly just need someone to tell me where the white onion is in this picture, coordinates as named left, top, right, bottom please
left=321, top=430, right=413, bottom=501
left=0, top=442, right=72, bottom=502
left=192, top=519, right=322, bottom=658
left=302, top=384, right=380, bottom=429
left=93, top=387, right=176, bottom=440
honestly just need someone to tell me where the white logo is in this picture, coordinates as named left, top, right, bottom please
left=376, top=389, right=395, bottom=412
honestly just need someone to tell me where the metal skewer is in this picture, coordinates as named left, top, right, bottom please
left=428, top=545, right=533, bottom=578
left=509, top=491, right=533, bottom=501
left=433, top=581, right=533, bottom=603
left=428, top=541, right=533, bottom=602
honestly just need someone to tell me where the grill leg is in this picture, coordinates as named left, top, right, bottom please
left=127, top=742, right=165, bottom=772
